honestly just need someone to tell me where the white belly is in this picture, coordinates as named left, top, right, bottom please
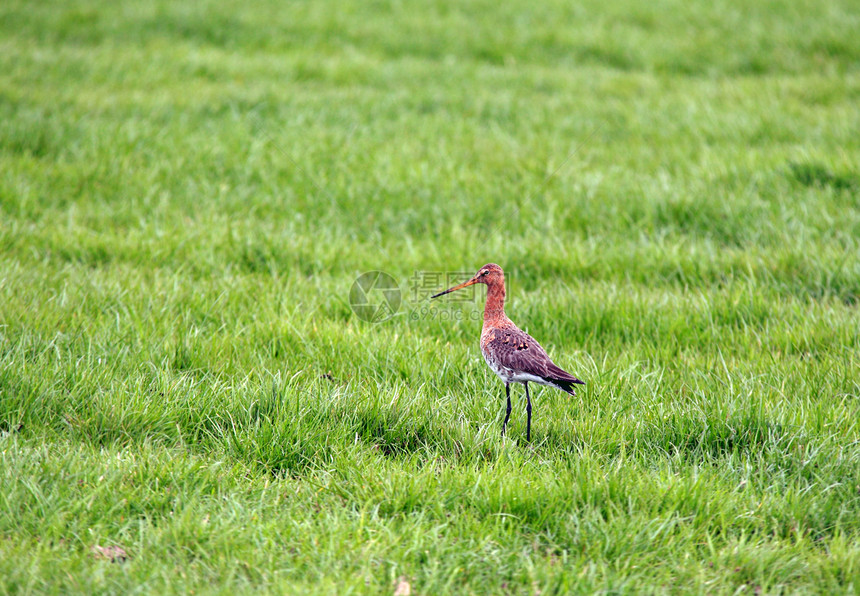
left=481, top=349, right=552, bottom=386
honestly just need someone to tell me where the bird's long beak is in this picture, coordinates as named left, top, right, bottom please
left=431, top=277, right=478, bottom=299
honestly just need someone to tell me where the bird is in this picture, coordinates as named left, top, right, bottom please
left=431, top=263, right=584, bottom=442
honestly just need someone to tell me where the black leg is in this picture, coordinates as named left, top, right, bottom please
left=525, top=382, right=532, bottom=442
left=502, top=383, right=512, bottom=437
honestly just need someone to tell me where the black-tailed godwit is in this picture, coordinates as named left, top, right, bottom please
left=432, top=263, right=584, bottom=441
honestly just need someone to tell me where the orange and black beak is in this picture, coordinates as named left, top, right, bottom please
left=431, top=276, right=478, bottom=299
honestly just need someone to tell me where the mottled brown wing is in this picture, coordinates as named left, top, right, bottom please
left=484, top=326, right=585, bottom=393
left=486, top=327, right=546, bottom=374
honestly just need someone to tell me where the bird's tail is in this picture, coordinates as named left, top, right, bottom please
left=552, top=377, right=585, bottom=395
left=546, top=363, right=585, bottom=395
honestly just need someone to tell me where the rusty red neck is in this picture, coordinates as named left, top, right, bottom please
left=482, top=278, right=507, bottom=327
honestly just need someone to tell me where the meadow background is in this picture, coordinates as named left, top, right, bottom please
left=1, top=0, right=859, bottom=593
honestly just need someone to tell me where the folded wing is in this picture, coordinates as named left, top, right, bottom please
left=485, top=326, right=585, bottom=394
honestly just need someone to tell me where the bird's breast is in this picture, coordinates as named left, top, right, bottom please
left=481, top=343, right=514, bottom=383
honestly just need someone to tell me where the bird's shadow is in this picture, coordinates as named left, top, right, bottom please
left=536, top=413, right=792, bottom=464
left=349, top=402, right=794, bottom=468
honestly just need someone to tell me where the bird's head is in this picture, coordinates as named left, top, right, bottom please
left=431, top=263, right=504, bottom=298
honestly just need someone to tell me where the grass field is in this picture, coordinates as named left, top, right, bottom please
left=1, top=0, right=860, bottom=593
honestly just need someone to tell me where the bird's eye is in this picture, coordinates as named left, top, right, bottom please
left=481, top=270, right=489, bottom=276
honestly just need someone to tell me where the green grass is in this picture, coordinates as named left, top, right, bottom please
left=1, top=0, right=859, bottom=593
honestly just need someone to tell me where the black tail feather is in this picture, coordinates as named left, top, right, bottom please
left=549, top=376, right=585, bottom=395
left=545, top=362, right=585, bottom=394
